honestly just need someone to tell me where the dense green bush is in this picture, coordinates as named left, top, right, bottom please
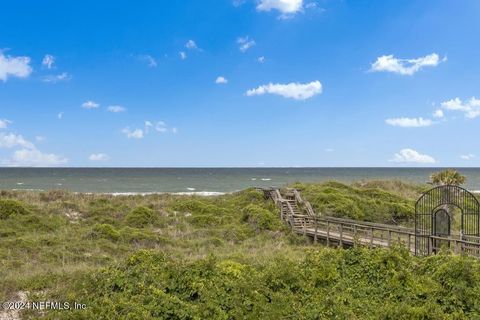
left=91, top=223, right=121, bottom=241
left=46, top=247, right=480, bottom=319
left=242, top=204, right=282, bottom=231
left=125, top=206, right=157, bottom=227
left=293, top=181, right=416, bottom=223
left=0, top=199, right=31, bottom=219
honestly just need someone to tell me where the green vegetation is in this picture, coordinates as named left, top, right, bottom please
left=292, top=180, right=427, bottom=224
left=430, top=169, right=467, bottom=186
left=1, top=181, right=480, bottom=319
left=46, top=247, right=480, bottom=319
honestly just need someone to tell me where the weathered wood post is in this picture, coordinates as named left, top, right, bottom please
left=339, top=223, right=343, bottom=247
left=326, top=221, right=330, bottom=247
left=370, top=228, right=374, bottom=247
left=314, top=217, right=318, bottom=244
left=303, top=217, right=307, bottom=237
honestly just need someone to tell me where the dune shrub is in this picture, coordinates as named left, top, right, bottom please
left=242, top=204, right=281, bottom=231
left=91, top=223, right=121, bottom=241
left=125, top=206, right=157, bottom=227
left=0, top=199, right=31, bottom=219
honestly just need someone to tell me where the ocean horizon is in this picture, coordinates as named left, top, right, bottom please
left=1, top=167, right=480, bottom=194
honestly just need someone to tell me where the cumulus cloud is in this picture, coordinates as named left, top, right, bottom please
left=138, top=54, right=157, bottom=68
left=42, top=54, right=55, bottom=69
left=0, top=131, right=66, bottom=166
left=441, top=97, right=480, bottom=119
left=246, top=80, right=322, bottom=100
left=433, top=109, right=444, bottom=118
left=122, top=127, right=144, bottom=139
left=256, top=0, right=303, bottom=18
left=461, top=154, right=475, bottom=160
left=186, top=40, right=198, bottom=50
left=390, top=148, right=436, bottom=164
left=9, top=148, right=67, bottom=167
left=89, top=153, right=109, bottom=161
left=155, top=121, right=167, bottom=133
left=257, top=56, right=265, bottom=63
left=179, top=51, right=187, bottom=60
left=385, top=117, right=433, bottom=128
left=215, top=76, right=228, bottom=84
left=0, top=119, right=12, bottom=129
left=370, top=53, right=445, bottom=76
left=107, top=105, right=126, bottom=113
left=0, top=132, right=35, bottom=149
left=237, top=37, right=256, bottom=53
left=0, top=52, right=33, bottom=82
left=81, top=100, right=100, bottom=109
left=124, top=120, right=176, bottom=139
left=42, top=72, right=71, bottom=83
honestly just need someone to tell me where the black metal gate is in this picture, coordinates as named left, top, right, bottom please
left=415, top=185, right=480, bottom=256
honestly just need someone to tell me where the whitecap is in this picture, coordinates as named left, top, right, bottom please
left=261, top=178, right=271, bottom=181
left=187, top=187, right=196, bottom=191
left=105, top=191, right=226, bottom=197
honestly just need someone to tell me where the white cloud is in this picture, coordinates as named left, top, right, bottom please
left=433, top=109, right=444, bottom=118
left=186, top=40, right=198, bottom=50
left=81, top=100, right=100, bottom=109
left=390, top=148, right=436, bottom=164
left=385, top=117, right=433, bottom=128
left=256, top=0, right=303, bottom=17
left=107, top=105, right=126, bottom=113
left=172, top=127, right=178, bottom=134
left=122, top=127, right=144, bottom=139
left=0, top=119, right=12, bottom=129
left=0, top=52, right=33, bottom=82
left=257, top=56, right=265, bottom=63
left=0, top=131, right=66, bottom=167
left=144, top=120, right=153, bottom=131
left=57, top=112, right=64, bottom=119
left=35, top=136, right=46, bottom=142
left=42, top=54, right=55, bottom=69
left=246, top=80, right=322, bottom=100
left=89, top=153, right=109, bottom=161
left=155, top=121, right=167, bottom=133
left=42, top=72, right=71, bottom=83
left=138, top=54, right=157, bottom=68
left=237, top=37, right=256, bottom=53
left=215, top=76, right=228, bottom=84
left=461, top=154, right=475, bottom=160
left=370, top=53, right=445, bottom=76
left=0, top=132, right=35, bottom=149
left=179, top=51, right=187, bottom=60
left=441, top=97, right=480, bottom=119
left=9, top=148, right=67, bottom=167
left=126, top=121, right=176, bottom=138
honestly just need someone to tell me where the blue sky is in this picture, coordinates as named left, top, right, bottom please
left=1, top=0, right=480, bottom=167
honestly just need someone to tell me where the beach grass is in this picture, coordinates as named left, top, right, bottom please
left=2, top=181, right=480, bottom=318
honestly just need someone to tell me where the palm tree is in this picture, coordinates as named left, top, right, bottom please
left=429, top=169, right=466, bottom=186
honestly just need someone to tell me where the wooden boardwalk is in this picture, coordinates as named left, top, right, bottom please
left=263, top=188, right=480, bottom=257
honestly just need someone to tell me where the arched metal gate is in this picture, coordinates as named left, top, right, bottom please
left=415, top=185, right=480, bottom=256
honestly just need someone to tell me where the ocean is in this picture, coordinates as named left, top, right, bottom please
left=1, top=168, right=479, bottom=194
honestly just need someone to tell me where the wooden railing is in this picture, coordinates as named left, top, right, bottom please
left=263, top=187, right=480, bottom=257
